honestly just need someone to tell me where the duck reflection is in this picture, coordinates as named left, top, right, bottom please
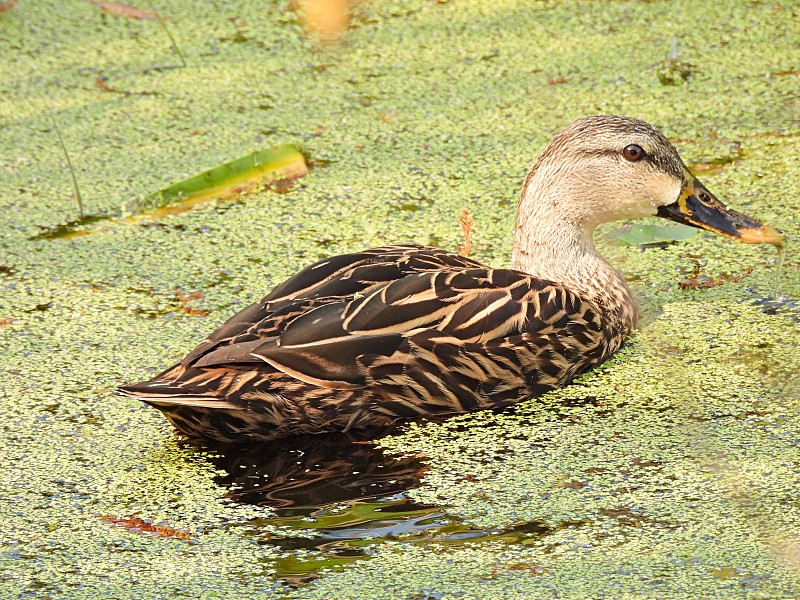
left=201, top=432, right=426, bottom=509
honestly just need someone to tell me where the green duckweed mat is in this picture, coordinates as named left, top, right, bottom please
left=1, top=0, right=798, bottom=598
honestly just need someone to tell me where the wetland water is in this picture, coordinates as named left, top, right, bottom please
left=1, top=0, right=799, bottom=597
left=194, top=430, right=576, bottom=589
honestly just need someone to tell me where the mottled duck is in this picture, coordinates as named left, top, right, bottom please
left=120, top=115, right=783, bottom=443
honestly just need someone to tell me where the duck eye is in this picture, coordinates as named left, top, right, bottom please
left=623, top=144, right=644, bottom=162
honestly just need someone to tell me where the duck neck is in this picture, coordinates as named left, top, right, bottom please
left=510, top=174, right=638, bottom=333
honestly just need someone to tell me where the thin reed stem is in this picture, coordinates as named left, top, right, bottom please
left=146, top=0, right=187, bottom=67
left=44, top=97, right=84, bottom=218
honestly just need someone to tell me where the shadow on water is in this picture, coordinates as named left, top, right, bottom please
left=754, top=295, right=800, bottom=321
left=196, top=432, right=559, bottom=587
left=206, top=431, right=426, bottom=509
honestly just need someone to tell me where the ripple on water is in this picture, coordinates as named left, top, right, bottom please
left=197, top=432, right=560, bottom=587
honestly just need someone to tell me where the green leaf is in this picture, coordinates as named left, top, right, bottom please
left=132, top=144, right=308, bottom=213
left=605, top=222, right=699, bottom=246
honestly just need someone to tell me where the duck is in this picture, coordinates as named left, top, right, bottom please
left=119, top=115, right=784, bottom=443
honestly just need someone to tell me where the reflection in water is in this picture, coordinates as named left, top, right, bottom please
left=755, top=295, right=800, bottom=321
left=205, top=432, right=426, bottom=509
left=197, top=433, right=557, bottom=587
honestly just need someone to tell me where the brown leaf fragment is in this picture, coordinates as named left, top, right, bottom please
left=601, top=506, right=644, bottom=526
left=0, top=317, right=15, bottom=326
left=100, top=515, right=195, bottom=542
left=482, top=562, right=548, bottom=579
left=601, top=506, right=633, bottom=518
left=678, top=259, right=755, bottom=289
left=456, top=209, right=474, bottom=257
left=85, top=0, right=159, bottom=19
left=585, top=466, right=610, bottom=474
left=508, top=563, right=548, bottom=574
left=95, top=76, right=113, bottom=92
left=562, top=479, right=585, bottom=489
left=175, top=289, right=208, bottom=316
left=95, top=75, right=132, bottom=97
left=0, top=1, right=15, bottom=14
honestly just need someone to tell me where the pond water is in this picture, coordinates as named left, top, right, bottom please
left=1, top=0, right=799, bottom=598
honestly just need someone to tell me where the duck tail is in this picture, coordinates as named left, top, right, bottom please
left=117, top=363, right=244, bottom=411
left=118, top=378, right=256, bottom=442
left=117, top=381, right=243, bottom=410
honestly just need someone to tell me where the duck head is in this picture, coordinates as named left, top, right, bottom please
left=516, top=115, right=784, bottom=247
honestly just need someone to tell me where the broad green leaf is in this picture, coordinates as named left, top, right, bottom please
left=605, top=222, right=699, bottom=245
left=132, top=144, right=308, bottom=213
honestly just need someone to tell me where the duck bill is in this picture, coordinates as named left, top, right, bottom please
left=657, top=167, right=784, bottom=246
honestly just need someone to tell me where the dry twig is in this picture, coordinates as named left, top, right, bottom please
left=678, top=259, right=755, bottom=289
left=456, top=209, right=474, bottom=257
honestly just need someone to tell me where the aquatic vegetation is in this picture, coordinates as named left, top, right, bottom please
left=134, top=144, right=308, bottom=213
left=0, top=0, right=798, bottom=597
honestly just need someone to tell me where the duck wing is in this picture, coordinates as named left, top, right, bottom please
left=176, top=244, right=485, bottom=368
left=121, top=245, right=485, bottom=391
left=353, top=269, right=613, bottom=417
left=186, top=266, right=611, bottom=398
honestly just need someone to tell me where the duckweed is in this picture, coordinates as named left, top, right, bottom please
left=1, top=0, right=798, bottom=597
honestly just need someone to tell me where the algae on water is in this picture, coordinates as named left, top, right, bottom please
left=0, top=0, right=798, bottom=597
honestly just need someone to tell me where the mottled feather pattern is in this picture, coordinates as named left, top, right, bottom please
left=120, top=245, right=620, bottom=442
